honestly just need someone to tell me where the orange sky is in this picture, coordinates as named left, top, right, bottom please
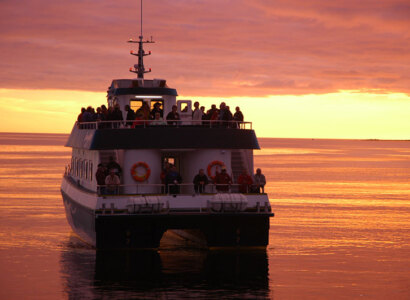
left=0, top=0, right=409, bottom=139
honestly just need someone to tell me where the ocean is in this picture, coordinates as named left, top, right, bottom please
left=0, top=133, right=409, bottom=299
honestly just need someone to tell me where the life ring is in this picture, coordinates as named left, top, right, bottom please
left=207, top=160, right=225, bottom=180
left=131, top=162, right=151, bottom=182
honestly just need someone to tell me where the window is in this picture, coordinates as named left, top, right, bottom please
left=150, top=100, right=164, bottom=110
left=85, top=161, right=88, bottom=179
left=89, top=161, right=93, bottom=181
left=130, top=99, right=146, bottom=112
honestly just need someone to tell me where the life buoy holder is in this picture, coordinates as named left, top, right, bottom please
left=207, top=160, right=225, bottom=180
left=131, top=162, right=151, bottom=182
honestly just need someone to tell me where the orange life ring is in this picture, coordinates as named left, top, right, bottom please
left=207, top=160, right=225, bottom=180
left=131, top=162, right=151, bottom=182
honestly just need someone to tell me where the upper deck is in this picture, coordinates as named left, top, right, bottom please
left=67, top=120, right=259, bottom=150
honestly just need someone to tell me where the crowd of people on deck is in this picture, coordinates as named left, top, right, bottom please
left=77, top=101, right=245, bottom=128
left=95, top=156, right=266, bottom=195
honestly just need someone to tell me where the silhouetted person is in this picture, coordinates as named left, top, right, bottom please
left=253, top=168, right=266, bottom=193
left=193, top=169, right=209, bottom=193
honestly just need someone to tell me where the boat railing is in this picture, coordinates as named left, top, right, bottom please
left=76, top=119, right=252, bottom=130
left=96, top=183, right=262, bottom=196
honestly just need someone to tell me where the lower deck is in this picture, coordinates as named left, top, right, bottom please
left=61, top=175, right=274, bottom=249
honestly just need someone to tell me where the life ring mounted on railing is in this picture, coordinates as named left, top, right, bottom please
left=131, top=162, right=151, bottom=182
left=207, top=160, right=225, bottom=180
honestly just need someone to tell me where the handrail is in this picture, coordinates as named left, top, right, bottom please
left=76, top=119, right=252, bottom=130
left=96, top=182, right=260, bottom=196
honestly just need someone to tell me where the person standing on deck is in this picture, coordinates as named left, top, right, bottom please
left=192, top=101, right=203, bottom=125
left=166, top=105, right=180, bottom=126
left=253, top=168, right=266, bottom=193
left=238, top=169, right=253, bottom=193
left=105, top=169, right=120, bottom=195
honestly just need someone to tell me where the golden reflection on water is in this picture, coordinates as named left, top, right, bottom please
left=0, top=134, right=409, bottom=299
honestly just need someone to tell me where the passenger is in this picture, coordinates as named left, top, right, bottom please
left=140, top=101, right=151, bottom=120
left=192, top=101, right=203, bottom=125
left=253, top=168, right=266, bottom=193
left=106, top=156, right=122, bottom=178
left=150, top=102, right=163, bottom=119
left=96, top=164, right=107, bottom=194
left=214, top=166, right=232, bottom=192
left=94, top=107, right=105, bottom=122
left=207, top=104, right=219, bottom=127
left=233, top=106, right=244, bottom=128
left=100, top=105, right=109, bottom=128
left=238, top=169, right=253, bottom=193
left=166, top=105, right=180, bottom=126
left=150, top=112, right=167, bottom=126
left=77, top=107, right=86, bottom=128
left=193, top=169, right=209, bottom=194
left=160, top=162, right=170, bottom=191
left=219, top=102, right=232, bottom=127
left=165, top=165, right=182, bottom=194
left=105, top=169, right=120, bottom=195
left=112, top=104, right=123, bottom=128
left=125, top=105, right=136, bottom=127
left=206, top=104, right=217, bottom=120
left=200, top=106, right=206, bottom=116
left=225, top=105, right=233, bottom=127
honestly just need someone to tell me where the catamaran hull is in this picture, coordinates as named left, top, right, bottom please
left=62, top=190, right=272, bottom=249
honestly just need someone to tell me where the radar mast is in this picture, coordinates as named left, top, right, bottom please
left=128, top=0, right=154, bottom=79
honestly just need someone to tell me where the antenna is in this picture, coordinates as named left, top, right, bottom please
left=128, top=0, right=155, bottom=79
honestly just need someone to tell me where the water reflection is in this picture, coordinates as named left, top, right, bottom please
left=60, top=236, right=270, bottom=299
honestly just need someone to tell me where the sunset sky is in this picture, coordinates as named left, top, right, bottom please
left=0, top=0, right=409, bottom=139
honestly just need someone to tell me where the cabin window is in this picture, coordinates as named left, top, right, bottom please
left=76, top=158, right=80, bottom=177
left=130, top=99, right=146, bottom=112
left=80, top=160, right=84, bottom=178
left=180, top=102, right=189, bottom=113
left=162, top=153, right=180, bottom=171
left=89, top=161, right=93, bottom=181
left=71, top=158, right=74, bottom=175
left=85, top=161, right=89, bottom=179
left=150, top=100, right=164, bottom=110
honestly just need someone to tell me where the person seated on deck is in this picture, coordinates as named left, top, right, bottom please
left=166, top=105, right=180, bottom=126
left=105, top=169, right=120, bottom=195
left=192, top=101, right=203, bottom=126
left=253, top=168, right=266, bottom=193
left=214, top=166, right=232, bottom=193
left=193, top=169, right=209, bottom=194
left=238, top=169, right=253, bottom=193
left=165, top=165, right=182, bottom=194
left=95, top=164, right=107, bottom=194
left=106, top=156, right=122, bottom=178
left=150, top=112, right=167, bottom=126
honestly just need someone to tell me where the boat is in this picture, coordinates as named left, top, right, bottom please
left=60, top=2, right=274, bottom=249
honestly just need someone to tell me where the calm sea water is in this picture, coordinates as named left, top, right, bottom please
left=0, top=133, right=409, bottom=299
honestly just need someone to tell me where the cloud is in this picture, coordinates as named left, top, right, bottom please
left=0, top=0, right=409, bottom=96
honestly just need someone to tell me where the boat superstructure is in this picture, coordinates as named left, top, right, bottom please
left=61, top=3, right=273, bottom=249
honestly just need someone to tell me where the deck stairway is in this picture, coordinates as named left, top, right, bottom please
left=231, top=150, right=246, bottom=183
left=99, top=150, right=118, bottom=166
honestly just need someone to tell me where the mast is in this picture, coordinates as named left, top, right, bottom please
left=128, top=0, right=154, bottom=79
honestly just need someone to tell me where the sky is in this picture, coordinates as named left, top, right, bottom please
left=0, top=0, right=409, bottom=139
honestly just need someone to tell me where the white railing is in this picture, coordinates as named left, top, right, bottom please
left=96, top=183, right=262, bottom=196
left=76, top=119, right=252, bottom=130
